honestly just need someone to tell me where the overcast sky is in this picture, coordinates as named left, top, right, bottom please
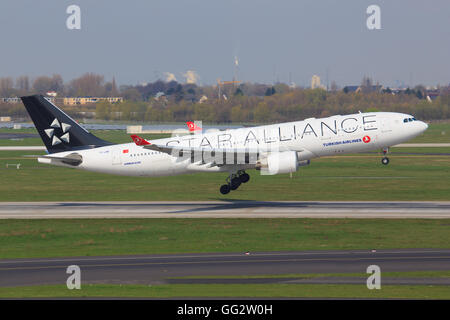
left=0, top=0, right=449, bottom=87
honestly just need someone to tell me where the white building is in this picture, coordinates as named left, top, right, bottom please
left=311, top=75, right=326, bottom=90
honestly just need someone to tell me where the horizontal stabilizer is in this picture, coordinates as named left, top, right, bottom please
left=39, top=153, right=83, bottom=166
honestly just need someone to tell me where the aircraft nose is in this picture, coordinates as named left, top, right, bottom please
left=419, top=121, right=428, bottom=133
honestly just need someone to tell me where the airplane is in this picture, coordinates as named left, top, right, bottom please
left=21, top=94, right=428, bottom=195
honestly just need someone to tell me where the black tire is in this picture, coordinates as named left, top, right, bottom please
left=230, top=178, right=241, bottom=190
left=240, top=173, right=250, bottom=183
left=220, top=184, right=231, bottom=195
left=382, top=157, right=389, bottom=165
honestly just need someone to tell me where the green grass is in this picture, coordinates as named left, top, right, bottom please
left=389, top=147, right=450, bottom=154
left=0, top=219, right=449, bottom=259
left=408, top=122, right=450, bottom=143
left=1, top=148, right=449, bottom=201
left=0, top=127, right=170, bottom=146
left=0, top=283, right=449, bottom=299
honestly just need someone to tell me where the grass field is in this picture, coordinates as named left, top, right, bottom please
left=1, top=121, right=450, bottom=201
left=0, top=147, right=449, bottom=201
left=1, top=219, right=449, bottom=259
left=1, top=283, right=449, bottom=299
left=0, top=127, right=170, bottom=146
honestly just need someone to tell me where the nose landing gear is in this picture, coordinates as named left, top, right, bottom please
left=219, top=170, right=250, bottom=195
left=381, top=147, right=389, bottom=165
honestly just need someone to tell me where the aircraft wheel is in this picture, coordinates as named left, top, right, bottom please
left=381, top=157, right=389, bottom=165
left=230, top=178, right=241, bottom=190
left=220, top=184, right=231, bottom=195
left=240, top=173, right=250, bottom=183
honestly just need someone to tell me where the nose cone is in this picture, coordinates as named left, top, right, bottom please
left=421, top=121, right=428, bottom=132
left=418, top=121, right=428, bottom=134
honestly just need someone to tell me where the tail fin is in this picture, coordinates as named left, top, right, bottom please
left=186, top=121, right=202, bottom=132
left=130, top=135, right=151, bottom=146
left=21, top=95, right=112, bottom=153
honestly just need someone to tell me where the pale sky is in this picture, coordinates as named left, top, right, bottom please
left=0, top=0, right=449, bottom=87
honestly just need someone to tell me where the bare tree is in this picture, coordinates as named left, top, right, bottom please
left=69, top=73, right=105, bottom=96
left=0, top=77, right=14, bottom=97
left=16, top=76, right=30, bottom=93
left=32, top=74, right=64, bottom=94
left=360, top=76, right=374, bottom=94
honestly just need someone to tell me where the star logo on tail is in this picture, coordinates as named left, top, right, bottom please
left=45, top=118, right=71, bottom=146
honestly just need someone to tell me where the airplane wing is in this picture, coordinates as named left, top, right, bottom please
left=130, top=135, right=301, bottom=167
left=131, top=135, right=262, bottom=166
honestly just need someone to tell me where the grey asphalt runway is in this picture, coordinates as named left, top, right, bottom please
left=1, top=201, right=450, bottom=218
left=0, top=133, right=39, bottom=140
left=0, top=249, right=449, bottom=287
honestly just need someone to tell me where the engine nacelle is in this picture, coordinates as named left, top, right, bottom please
left=264, top=151, right=299, bottom=175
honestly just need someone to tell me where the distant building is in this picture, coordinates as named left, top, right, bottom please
left=343, top=86, right=360, bottom=93
left=154, top=92, right=165, bottom=99
left=343, top=85, right=383, bottom=93
left=311, top=75, right=326, bottom=90
left=44, top=97, right=56, bottom=103
left=0, top=97, right=21, bottom=104
left=154, top=92, right=167, bottom=102
left=63, top=97, right=123, bottom=105
left=46, top=91, right=57, bottom=97
left=198, top=95, right=208, bottom=104
left=426, top=89, right=440, bottom=101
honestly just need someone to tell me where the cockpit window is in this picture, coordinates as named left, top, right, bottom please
left=403, top=117, right=417, bottom=123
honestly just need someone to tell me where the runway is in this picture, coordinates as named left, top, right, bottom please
left=0, top=133, right=39, bottom=140
left=1, top=249, right=449, bottom=287
left=1, top=201, right=450, bottom=219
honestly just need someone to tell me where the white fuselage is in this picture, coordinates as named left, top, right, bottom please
left=39, top=112, right=428, bottom=177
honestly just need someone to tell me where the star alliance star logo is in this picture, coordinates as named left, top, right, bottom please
left=44, top=118, right=71, bottom=146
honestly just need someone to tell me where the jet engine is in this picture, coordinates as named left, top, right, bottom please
left=255, top=151, right=298, bottom=175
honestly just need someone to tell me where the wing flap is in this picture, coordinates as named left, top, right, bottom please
left=129, top=134, right=303, bottom=166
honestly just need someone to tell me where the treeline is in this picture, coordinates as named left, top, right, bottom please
left=2, top=87, right=450, bottom=123
left=1, top=72, right=450, bottom=122
left=0, top=73, right=122, bottom=98
left=0, top=73, right=124, bottom=98
left=92, top=89, right=450, bottom=123
left=0, top=73, right=299, bottom=101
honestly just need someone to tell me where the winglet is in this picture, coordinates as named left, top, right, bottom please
left=186, top=121, right=202, bottom=132
left=130, top=135, right=151, bottom=146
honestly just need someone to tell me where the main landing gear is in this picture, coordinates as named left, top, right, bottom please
left=381, top=147, right=390, bottom=165
left=219, top=170, right=250, bottom=195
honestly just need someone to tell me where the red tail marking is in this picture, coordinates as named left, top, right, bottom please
left=130, top=135, right=151, bottom=146
left=186, top=121, right=202, bottom=132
